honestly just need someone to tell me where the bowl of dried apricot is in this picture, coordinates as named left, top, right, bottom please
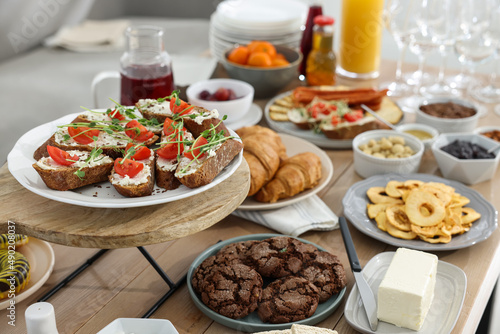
left=222, top=41, right=302, bottom=98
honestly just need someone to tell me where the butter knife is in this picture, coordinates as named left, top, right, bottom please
left=339, top=217, right=378, bottom=331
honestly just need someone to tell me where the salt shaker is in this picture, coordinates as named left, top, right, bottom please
left=25, top=302, right=59, bottom=334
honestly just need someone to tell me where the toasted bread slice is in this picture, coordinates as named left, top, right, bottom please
left=182, top=106, right=230, bottom=138
left=33, top=129, right=159, bottom=161
left=175, top=138, right=243, bottom=188
left=136, top=98, right=172, bottom=123
left=155, top=156, right=181, bottom=190
left=32, top=150, right=114, bottom=191
left=109, top=152, right=156, bottom=197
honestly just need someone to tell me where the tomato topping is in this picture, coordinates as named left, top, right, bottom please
left=170, top=97, right=194, bottom=115
left=125, top=120, right=154, bottom=142
left=344, top=109, right=364, bottom=122
left=331, top=115, right=340, bottom=126
left=184, top=136, right=209, bottom=160
left=125, top=143, right=151, bottom=160
left=67, top=126, right=100, bottom=144
left=157, top=140, right=183, bottom=160
left=163, top=118, right=187, bottom=137
left=47, top=145, right=78, bottom=166
left=114, top=158, right=144, bottom=178
left=309, top=102, right=337, bottom=119
left=107, top=108, right=126, bottom=120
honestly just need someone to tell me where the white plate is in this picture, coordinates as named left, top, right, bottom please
left=238, top=133, right=334, bottom=210
left=7, top=112, right=242, bottom=208
left=344, top=252, right=466, bottom=334
left=0, top=238, right=55, bottom=310
left=342, top=173, right=498, bottom=251
left=187, top=234, right=346, bottom=332
left=227, top=103, right=263, bottom=131
left=97, top=318, right=178, bottom=334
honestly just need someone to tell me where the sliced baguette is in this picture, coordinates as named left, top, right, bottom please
left=136, top=98, right=172, bottom=123
left=291, top=324, right=338, bottom=334
left=155, top=156, right=181, bottom=190
left=175, top=138, right=243, bottom=188
left=109, top=153, right=156, bottom=197
left=32, top=150, right=114, bottom=191
left=182, top=106, right=230, bottom=138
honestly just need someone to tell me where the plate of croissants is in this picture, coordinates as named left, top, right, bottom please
left=236, top=125, right=333, bottom=210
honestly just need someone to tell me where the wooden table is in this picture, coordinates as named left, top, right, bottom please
left=1, top=59, right=499, bottom=334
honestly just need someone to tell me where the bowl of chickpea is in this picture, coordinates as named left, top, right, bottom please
left=353, top=130, right=424, bottom=178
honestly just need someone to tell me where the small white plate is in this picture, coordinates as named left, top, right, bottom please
left=344, top=251, right=466, bottom=334
left=0, top=238, right=55, bottom=310
left=7, top=112, right=242, bottom=208
left=226, top=103, right=263, bottom=131
left=238, top=133, right=334, bottom=210
left=97, top=318, right=178, bottom=334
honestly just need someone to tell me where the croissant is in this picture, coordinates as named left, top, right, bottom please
left=254, top=152, right=322, bottom=203
left=236, top=126, right=288, bottom=196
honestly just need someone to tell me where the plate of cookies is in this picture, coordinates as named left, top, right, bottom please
left=187, top=234, right=347, bottom=332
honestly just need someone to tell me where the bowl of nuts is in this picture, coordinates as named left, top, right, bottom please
left=353, top=130, right=424, bottom=178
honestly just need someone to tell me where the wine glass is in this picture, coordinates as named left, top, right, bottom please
left=418, top=0, right=460, bottom=97
left=470, top=1, right=500, bottom=103
left=380, top=0, right=413, bottom=97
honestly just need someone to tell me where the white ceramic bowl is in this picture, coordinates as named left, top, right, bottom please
left=353, top=130, right=425, bottom=178
left=97, top=318, right=178, bottom=334
left=396, top=123, right=439, bottom=150
left=416, top=97, right=479, bottom=133
left=431, top=133, right=500, bottom=185
left=474, top=126, right=500, bottom=142
left=186, top=78, right=254, bottom=125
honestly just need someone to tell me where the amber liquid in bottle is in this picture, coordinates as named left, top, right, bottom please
left=306, top=26, right=336, bottom=86
left=299, top=4, right=323, bottom=77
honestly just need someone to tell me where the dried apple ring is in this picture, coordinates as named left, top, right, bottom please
left=367, top=203, right=390, bottom=219
left=375, top=211, right=388, bottom=232
left=385, top=181, right=406, bottom=198
left=461, top=207, right=481, bottom=225
left=411, top=223, right=442, bottom=238
left=386, top=204, right=412, bottom=231
left=385, top=219, right=417, bottom=240
left=420, top=184, right=452, bottom=206
left=405, top=190, right=446, bottom=227
left=367, top=187, right=404, bottom=204
left=449, top=194, right=470, bottom=208
left=418, top=233, right=452, bottom=244
left=403, top=180, right=424, bottom=189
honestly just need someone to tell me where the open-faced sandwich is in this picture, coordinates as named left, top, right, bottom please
left=32, top=92, right=243, bottom=198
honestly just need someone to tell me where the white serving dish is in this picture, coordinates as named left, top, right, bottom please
left=416, top=97, right=479, bottom=133
left=396, top=123, right=439, bottom=150
left=186, top=78, right=254, bottom=125
left=474, top=126, right=500, bottom=141
left=97, top=318, right=179, bottom=334
left=353, top=130, right=424, bottom=179
left=431, top=133, right=500, bottom=185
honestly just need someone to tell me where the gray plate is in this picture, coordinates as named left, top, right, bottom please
left=187, top=233, right=346, bottom=332
left=342, top=173, right=498, bottom=251
left=344, top=252, right=467, bottom=334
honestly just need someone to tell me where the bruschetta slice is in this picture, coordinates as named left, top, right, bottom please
left=33, top=146, right=114, bottom=191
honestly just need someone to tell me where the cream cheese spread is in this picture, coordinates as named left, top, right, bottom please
left=137, top=98, right=172, bottom=115
left=377, top=248, right=438, bottom=331
left=190, top=108, right=219, bottom=125
left=110, top=164, right=151, bottom=186
left=35, top=150, right=113, bottom=170
left=55, top=128, right=129, bottom=148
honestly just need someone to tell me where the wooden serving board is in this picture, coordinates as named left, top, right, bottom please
left=0, top=160, right=250, bottom=249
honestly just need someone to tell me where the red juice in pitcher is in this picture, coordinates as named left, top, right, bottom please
left=299, top=4, right=323, bottom=76
left=120, top=64, right=175, bottom=106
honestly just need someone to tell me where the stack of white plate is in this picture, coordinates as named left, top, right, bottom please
left=209, top=0, right=307, bottom=61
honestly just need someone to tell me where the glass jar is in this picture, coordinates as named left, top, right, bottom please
left=306, top=15, right=336, bottom=86
left=299, top=1, right=323, bottom=79
left=120, top=25, right=175, bottom=106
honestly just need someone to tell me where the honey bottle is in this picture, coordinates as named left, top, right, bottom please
left=306, top=15, right=336, bottom=86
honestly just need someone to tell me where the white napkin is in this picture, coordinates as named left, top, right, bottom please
left=232, top=195, right=339, bottom=237
left=45, top=20, right=129, bottom=52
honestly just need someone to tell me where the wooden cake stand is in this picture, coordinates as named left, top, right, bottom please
left=0, top=160, right=250, bottom=316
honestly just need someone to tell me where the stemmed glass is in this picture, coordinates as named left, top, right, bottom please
left=418, top=0, right=459, bottom=97
left=470, top=1, right=500, bottom=103
left=381, top=0, right=413, bottom=97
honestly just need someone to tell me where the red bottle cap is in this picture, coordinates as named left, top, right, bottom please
left=314, top=15, right=334, bottom=26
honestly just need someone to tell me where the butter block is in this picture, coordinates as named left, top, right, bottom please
left=377, top=248, right=438, bottom=331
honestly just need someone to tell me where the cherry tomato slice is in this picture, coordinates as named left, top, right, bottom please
left=47, top=145, right=79, bottom=166
left=163, top=118, right=187, bottom=137
left=107, top=109, right=126, bottom=120
left=157, top=134, right=184, bottom=160
left=114, top=158, right=144, bottom=178
left=67, top=126, right=100, bottom=144
left=125, top=143, right=151, bottom=160
left=170, top=97, right=194, bottom=115
left=344, top=109, right=364, bottom=122
left=184, top=136, right=208, bottom=160
left=125, top=120, right=154, bottom=142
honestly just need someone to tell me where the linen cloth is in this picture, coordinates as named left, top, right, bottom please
left=232, top=195, right=339, bottom=237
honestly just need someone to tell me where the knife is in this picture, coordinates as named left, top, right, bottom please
left=339, top=217, right=378, bottom=331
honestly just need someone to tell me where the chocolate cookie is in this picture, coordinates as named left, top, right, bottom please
left=258, top=276, right=320, bottom=324
left=299, top=251, right=347, bottom=303
left=247, top=236, right=316, bottom=278
left=218, top=240, right=261, bottom=265
left=198, top=263, right=263, bottom=319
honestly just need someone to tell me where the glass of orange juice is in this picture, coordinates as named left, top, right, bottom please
left=338, top=0, right=384, bottom=79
